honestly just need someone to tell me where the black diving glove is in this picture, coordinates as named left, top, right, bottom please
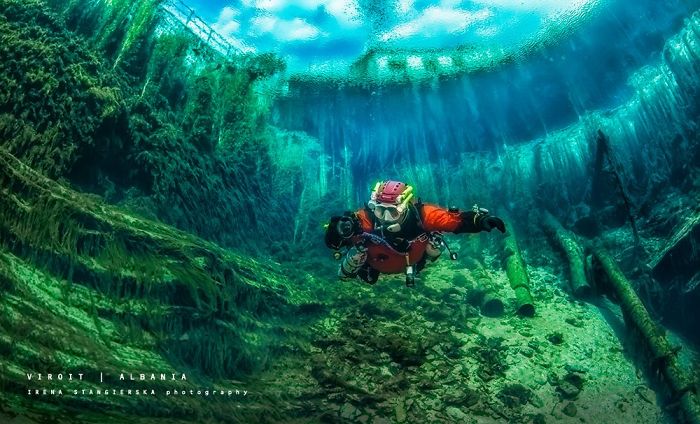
left=480, top=216, right=506, bottom=233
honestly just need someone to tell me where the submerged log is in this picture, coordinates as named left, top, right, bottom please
left=542, top=211, right=592, bottom=298
left=592, top=129, right=639, bottom=244
left=480, top=292, right=505, bottom=317
left=463, top=262, right=506, bottom=318
left=593, top=246, right=700, bottom=424
left=501, top=217, right=535, bottom=317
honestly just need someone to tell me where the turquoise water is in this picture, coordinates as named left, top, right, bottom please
left=1, top=0, right=699, bottom=423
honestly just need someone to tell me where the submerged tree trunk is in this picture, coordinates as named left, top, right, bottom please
left=592, top=245, right=700, bottom=424
left=500, top=216, right=535, bottom=317
left=542, top=210, right=592, bottom=297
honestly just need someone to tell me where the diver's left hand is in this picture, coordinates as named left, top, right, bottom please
left=481, top=216, right=506, bottom=233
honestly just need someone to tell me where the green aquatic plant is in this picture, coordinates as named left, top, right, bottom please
left=112, top=0, right=162, bottom=68
left=0, top=1, right=125, bottom=178
left=145, top=33, right=191, bottom=109
left=0, top=146, right=304, bottom=383
left=0, top=0, right=291, bottom=251
left=51, top=0, right=162, bottom=68
left=183, top=73, right=216, bottom=152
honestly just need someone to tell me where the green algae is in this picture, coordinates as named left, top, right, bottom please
left=0, top=145, right=318, bottom=421
left=0, top=0, right=288, bottom=252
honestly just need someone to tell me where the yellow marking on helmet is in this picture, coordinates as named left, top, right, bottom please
left=397, top=185, right=414, bottom=206
left=373, top=182, right=381, bottom=193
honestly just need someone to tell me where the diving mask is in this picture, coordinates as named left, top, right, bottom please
left=368, top=201, right=406, bottom=223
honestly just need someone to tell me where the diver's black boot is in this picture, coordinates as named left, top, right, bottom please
left=405, top=264, right=417, bottom=287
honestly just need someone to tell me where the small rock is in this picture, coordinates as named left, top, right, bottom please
left=529, top=393, right=544, bottom=408
left=557, top=381, right=581, bottom=399
left=565, top=317, right=584, bottom=328
left=532, top=413, right=546, bottom=424
left=478, top=368, right=494, bottom=381
left=520, top=347, right=535, bottom=358
left=340, top=403, right=360, bottom=420
left=528, top=340, right=542, bottom=352
left=562, top=402, right=578, bottom=417
left=533, top=373, right=548, bottom=386
left=499, top=383, right=532, bottom=407
left=379, top=366, right=392, bottom=377
left=446, top=407, right=469, bottom=421
left=565, top=363, right=587, bottom=374
left=518, top=328, right=533, bottom=337
left=444, top=388, right=479, bottom=407
left=563, top=372, right=585, bottom=389
left=547, top=332, right=564, bottom=345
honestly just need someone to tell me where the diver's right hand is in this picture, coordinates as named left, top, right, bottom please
left=481, top=216, right=506, bottom=233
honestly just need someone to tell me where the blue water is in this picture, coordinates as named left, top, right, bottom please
left=269, top=0, right=699, bottom=201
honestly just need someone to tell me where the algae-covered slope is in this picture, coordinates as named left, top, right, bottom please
left=0, top=0, right=286, bottom=252
left=0, top=146, right=314, bottom=422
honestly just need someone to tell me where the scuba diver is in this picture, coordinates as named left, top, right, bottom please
left=324, top=180, right=506, bottom=287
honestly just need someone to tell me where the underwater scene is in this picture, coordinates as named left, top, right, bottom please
left=1, top=0, right=700, bottom=423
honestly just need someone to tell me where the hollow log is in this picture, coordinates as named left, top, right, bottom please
left=542, top=211, right=592, bottom=298
left=463, top=262, right=506, bottom=318
left=480, top=292, right=505, bottom=317
left=501, top=217, right=535, bottom=317
left=593, top=246, right=700, bottom=424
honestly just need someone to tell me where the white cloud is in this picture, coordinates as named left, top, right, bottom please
left=241, top=0, right=360, bottom=27
left=439, top=0, right=463, bottom=8
left=212, top=7, right=241, bottom=37
left=380, top=6, right=492, bottom=41
left=397, top=0, right=414, bottom=14
left=250, top=15, right=277, bottom=34
left=437, top=55, right=453, bottom=66
left=253, top=0, right=286, bottom=12
left=283, top=18, right=322, bottom=41
left=250, top=15, right=323, bottom=41
left=244, top=0, right=322, bottom=12
left=324, top=0, right=361, bottom=28
left=406, top=55, right=423, bottom=68
left=470, top=0, right=595, bottom=15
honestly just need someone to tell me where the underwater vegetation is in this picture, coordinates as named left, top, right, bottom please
left=0, top=0, right=699, bottom=423
left=0, top=0, right=294, bottom=252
